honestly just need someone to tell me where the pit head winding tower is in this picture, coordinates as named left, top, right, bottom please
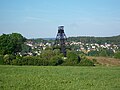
left=54, top=26, right=67, bottom=57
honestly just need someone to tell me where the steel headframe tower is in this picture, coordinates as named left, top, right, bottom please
left=54, top=26, right=67, bottom=57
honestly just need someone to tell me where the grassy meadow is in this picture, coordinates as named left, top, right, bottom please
left=0, top=65, right=120, bottom=90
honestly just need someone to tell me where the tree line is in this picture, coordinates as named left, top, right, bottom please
left=67, top=35, right=120, bottom=44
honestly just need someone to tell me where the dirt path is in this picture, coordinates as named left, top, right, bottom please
left=87, top=56, right=120, bottom=66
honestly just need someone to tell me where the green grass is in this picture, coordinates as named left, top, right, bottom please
left=0, top=65, right=120, bottom=90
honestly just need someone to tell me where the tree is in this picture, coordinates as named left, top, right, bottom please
left=0, top=33, right=26, bottom=55
left=21, top=44, right=31, bottom=54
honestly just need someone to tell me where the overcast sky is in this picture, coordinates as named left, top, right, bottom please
left=0, top=0, right=120, bottom=38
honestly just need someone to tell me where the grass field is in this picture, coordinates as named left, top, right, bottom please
left=0, top=65, right=120, bottom=90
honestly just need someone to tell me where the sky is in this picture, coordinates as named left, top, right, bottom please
left=0, top=0, right=120, bottom=38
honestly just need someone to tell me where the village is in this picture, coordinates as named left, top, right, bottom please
left=25, top=40, right=120, bottom=56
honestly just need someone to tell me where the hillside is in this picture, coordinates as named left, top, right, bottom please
left=27, top=35, right=120, bottom=45
left=67, top=35, right=120, bottom=45
left=28, top=38, right=47, bottom=43
left=29, top=35, right=120, bottom=45
left=87, top=56, right=120, bottom=66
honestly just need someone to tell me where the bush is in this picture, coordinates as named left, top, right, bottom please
left=79, top=59, right=94, bottom=66
left=2, top=49, right=95, bottom=66
left=50, top=55, right=63, bottom=66
left=22, top=56, right=39, bottom=65
left=0, top=55, right=4, bottom=65
left=11, top=59, right=18, bottom=65
left=114, top=52, right=120, bottom=59
left=88, top=50, right=99, bottom=56
left=3, top=54, right=15, bottom=65
left=62, top=51, right=81, bottom=66
left=67, top=51, right=80, bottom=62
left=37, top=57, right=44, bottom=66
left=79, top=53, right=95, bottom=66
left=16, top=58, right=23, bottom=65
left=39, top=50, right=63, bottom=66
left=22, top=56, right=29, bottom=65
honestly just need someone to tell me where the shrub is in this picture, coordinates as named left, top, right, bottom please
left=114, top=52, right=120, bottom=59
left=22, top=56, right=38, bottom=65
left=79, top=59, right=94, bottom=66
left=16, top=58, right=23, bottom=65
left=37, top=57, right=44, bottom=66
left=11, top=59, right=18, bottom=65
left=3, top=54, right=15, bottom=65
left=88, top=50, right=99, bottom=56
left=63, top=51, right=81, bottom=66
left=40, top=50, right=55, bottom=60
left=67, top=51, right=80, bottom=62
left=0, top=55, right=4, bottom=65
left=50, top=55, right=63, bottom=66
